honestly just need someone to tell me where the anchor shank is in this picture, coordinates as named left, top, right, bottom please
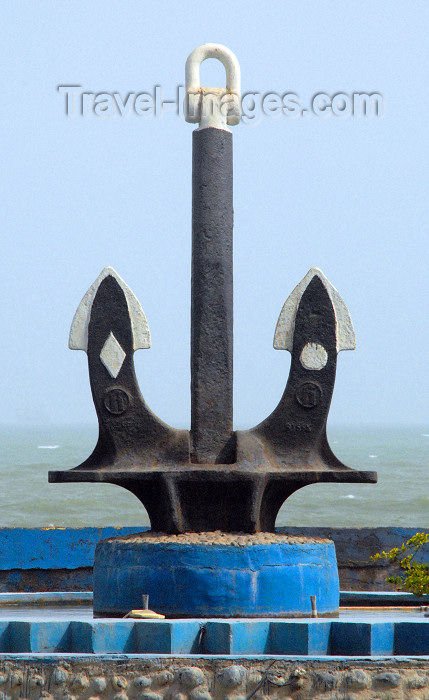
left=191, top=127, right=234, bottom=463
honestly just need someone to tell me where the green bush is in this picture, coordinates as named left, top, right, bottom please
left=371, top=532, right=429, bottom=596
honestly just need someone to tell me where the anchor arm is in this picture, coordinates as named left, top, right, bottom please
left=255, top=271, right=340, bottom=462
left=50, top=267, right=189, bottom=473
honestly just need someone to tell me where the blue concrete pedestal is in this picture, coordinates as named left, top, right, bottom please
left=93, top=533, right=340, bottom=618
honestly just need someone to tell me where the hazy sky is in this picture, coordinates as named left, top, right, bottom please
left=1, top=1, right=428, bottom=429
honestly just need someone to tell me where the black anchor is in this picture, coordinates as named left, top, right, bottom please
left=49, top=47, right=376, bottom=533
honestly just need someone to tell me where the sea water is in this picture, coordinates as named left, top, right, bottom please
left=0, top=424, right=428, bottom=528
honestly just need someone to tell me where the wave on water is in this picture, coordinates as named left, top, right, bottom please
left=0, top=424, right=428, bottom=527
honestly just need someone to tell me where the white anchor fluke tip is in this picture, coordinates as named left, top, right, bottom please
left=273, top=267, right=355, bottom=353
left=69, top=266, right=151, bottom=352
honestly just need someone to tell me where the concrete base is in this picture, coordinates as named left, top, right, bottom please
left=0, top=526, right=425, bottom=594
left=93, top=532, right=339, bottom=618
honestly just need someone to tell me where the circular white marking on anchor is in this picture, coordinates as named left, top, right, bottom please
left=300, top=343, right=328, bottom=370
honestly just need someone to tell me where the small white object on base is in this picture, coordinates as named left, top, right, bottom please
left=125, top=609, right=165, bottom=619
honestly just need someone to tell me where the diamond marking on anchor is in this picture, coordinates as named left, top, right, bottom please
left=100, top=332, right=126, bottom=378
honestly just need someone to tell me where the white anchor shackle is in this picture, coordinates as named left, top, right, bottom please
left=184, top=43, right=241, bottom=130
